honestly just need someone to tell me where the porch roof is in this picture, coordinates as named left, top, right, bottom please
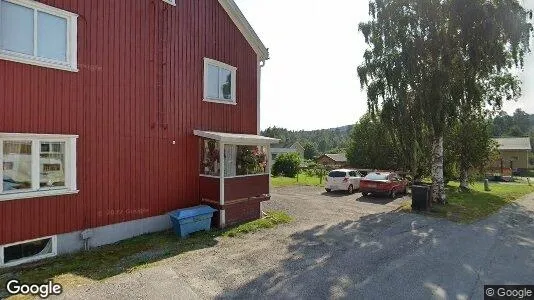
left=193, top=130, right=280, bottom=145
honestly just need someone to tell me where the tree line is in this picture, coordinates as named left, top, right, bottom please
left=261, top=126, right=352, bottom=159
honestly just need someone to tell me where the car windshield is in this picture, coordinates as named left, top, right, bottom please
left=365, top=173, right=389, bottom=180
left=328, top=171, right=347, bottom=178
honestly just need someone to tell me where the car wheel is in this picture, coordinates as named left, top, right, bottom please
left=362, top=192, right=368, bottom=197
left=325, top=188, right=331, bottom=193
left=390, top=190, right=397, bottom=199
left=347, top=185, right=354, bottom=194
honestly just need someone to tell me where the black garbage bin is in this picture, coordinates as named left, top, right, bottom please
left=411, top=185, right=431, bottom=211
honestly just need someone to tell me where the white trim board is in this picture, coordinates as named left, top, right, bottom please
left=217, top=0, right=269, bottom=62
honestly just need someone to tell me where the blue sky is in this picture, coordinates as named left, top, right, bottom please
left=235, top=0, right=534, bottom=131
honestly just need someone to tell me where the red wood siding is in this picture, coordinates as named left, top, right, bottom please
left=199, top=176, right=219, bottom=202
left=224, top=175, right=269, bottom=201
left=0, top=0, right=259, bottom=245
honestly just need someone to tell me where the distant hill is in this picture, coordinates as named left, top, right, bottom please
left=261, top=125, right=353, bottom=154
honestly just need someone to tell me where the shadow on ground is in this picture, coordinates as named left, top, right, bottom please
left=355, top=194, right=399, bottom=205
left=217, top=201, right=534, bottom=299
left=320, top=191, right=353, bottom=198
left=0, top=230, right=218, bottom=298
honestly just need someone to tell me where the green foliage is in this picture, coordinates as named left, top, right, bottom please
left=303, top=142, right=318, bottom=159
left=262, top=125, right=352, bottom=155
left=424, top=181, right=534, bottom=223
left=270, top=173, right=323, bottom=187
left=222, top=211, right=292, bottom=237
left=444, top=114, right=499, bottom=183
left=346, top=114, right=401, bottom=170
left=303, top=163, right=328, bottom=184
left=492, top=109, right=533, bottom=139
left=272, top=152, right=301, bottom=178
left=357, top=0, right=533, bottom=200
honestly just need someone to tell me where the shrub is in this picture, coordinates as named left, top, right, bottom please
left=272, top=152, right=301, bottom=177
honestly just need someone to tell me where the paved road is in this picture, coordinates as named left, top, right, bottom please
left=55, top=186, right=534, bottom=300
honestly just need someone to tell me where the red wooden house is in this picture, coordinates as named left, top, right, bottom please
left=0, top=0, right=277, bottom=267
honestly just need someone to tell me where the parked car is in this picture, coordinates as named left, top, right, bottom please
left=359, top=172, right=408, bottom=198
left=325, top=169, right=362, bottom=194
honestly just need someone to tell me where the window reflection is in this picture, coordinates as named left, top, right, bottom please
left=40, top=142, right=65, bottom=189
left=3, top=141, right=32, bottom=191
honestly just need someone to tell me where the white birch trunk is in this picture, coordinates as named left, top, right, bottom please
left=431, top=136, right=446, bottom=204
left=459, top=168, right=469, bottom=190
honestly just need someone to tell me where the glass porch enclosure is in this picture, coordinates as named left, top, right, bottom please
left=193, top=130, right=279, bottom=228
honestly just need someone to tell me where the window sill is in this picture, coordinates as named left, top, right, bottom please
left=203, top=98, right=237, bottom=105
left=0, top=189, right=79, bottom=202
left=0, top=52, right=78, bottom=73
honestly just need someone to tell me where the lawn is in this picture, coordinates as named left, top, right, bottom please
left=0, top=211, right=291, bottom=299
left=401, top=181, right=534, bottom=223
left=271, top=173, right=324, bottom=188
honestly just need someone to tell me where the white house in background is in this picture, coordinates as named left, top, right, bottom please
left=271, top=142, right=305, bottom=161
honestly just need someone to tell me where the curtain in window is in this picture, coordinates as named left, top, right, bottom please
left=224, top=145, right=237, bottom=177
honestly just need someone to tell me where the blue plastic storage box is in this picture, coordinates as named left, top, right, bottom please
left=168, top=205, right=217, bottom=238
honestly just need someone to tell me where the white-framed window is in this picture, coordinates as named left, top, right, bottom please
left=0, top=235, right=57, bottom=267
left=0, top=133, right=78, bottom=201
left=0, top=0, right=78, bottom=72
left=203, top=58, right=237, bottom=105
left=161, top=0, right=176, bottom=5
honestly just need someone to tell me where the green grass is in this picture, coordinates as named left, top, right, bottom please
left=271, top=173, right=324, bottom=188
left=401, top=181, right=534, bottom=223
left=223, top=211, right=293, bottom=237
left=0, top=211, right=291, bottom=299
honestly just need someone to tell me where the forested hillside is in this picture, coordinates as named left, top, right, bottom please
left=492, top=108, right=534, bottom=138
left=261, top=125, right=352, bottom=156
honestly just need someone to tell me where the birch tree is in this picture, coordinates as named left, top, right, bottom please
left=358, top=0, right=532, bottom=203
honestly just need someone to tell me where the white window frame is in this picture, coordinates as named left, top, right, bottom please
left=0, top=235, right=57, bottom=267
left=0, top=133, right=78, bottom=201
left=161, top=0, right=176, bottom=5
left=0, top=0, right=78, bottom=72
left=203, top=58, right=237, bottom=105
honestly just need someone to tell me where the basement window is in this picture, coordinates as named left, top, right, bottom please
left=0, top=133, right=78, bottom=201
left=0, top=0, right=78, bottom=71
left=0, top=236, right=57, bottom=267
left=203, top=58, right=237, bottom=105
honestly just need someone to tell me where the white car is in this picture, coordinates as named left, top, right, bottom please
left=325, top=169, right=362, bottom=194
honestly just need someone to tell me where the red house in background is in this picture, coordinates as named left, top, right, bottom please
left=0, top=0, right=277, bottom=267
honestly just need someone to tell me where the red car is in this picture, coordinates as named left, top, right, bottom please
left=359, top=172, right=408, bottom=198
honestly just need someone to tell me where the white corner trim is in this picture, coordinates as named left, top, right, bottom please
left=0, top=0, right=78, bottom=72
left=220, top=143, right=225, bottom=206
left=257, top=60, right=261, bottom=134
left=0, top=235, right=58, bottom=267
left=217, top=0, right=269, bottom=61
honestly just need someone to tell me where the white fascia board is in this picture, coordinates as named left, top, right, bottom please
left=218, top=0, right=270, bottom=61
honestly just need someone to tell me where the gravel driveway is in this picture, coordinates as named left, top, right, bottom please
left=55, top=186, right=534, bottom=300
